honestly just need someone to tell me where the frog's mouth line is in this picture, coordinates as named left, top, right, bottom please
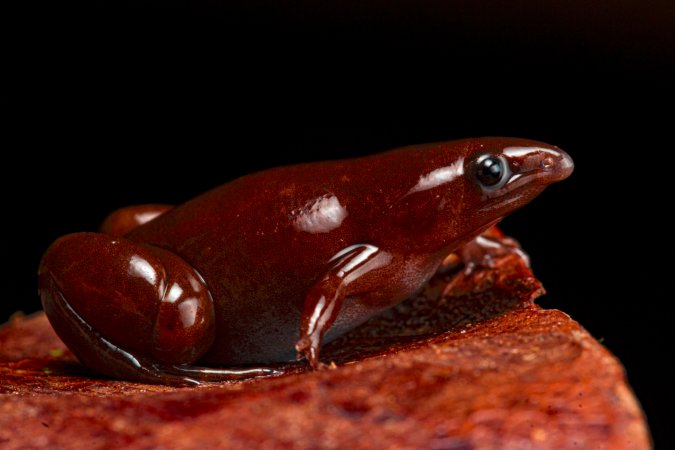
left=481, top=170, right=548, bottom=200
left=480, top=189, right=530, bottom=213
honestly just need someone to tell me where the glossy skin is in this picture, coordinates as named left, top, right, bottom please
left=39, top=138, right=573, bottom=385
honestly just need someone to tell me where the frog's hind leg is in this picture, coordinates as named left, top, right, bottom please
left=100, top=204, right=174, bottom=236
left=39, top=232, right=282, bottom=385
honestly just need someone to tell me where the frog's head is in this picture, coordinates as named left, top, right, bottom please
left=459, top=137, right=574, bottom=227
left=388, top=137, right=573, bottom=252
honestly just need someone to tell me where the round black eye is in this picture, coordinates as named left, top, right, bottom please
left=476, top=156, right=509, bottom=189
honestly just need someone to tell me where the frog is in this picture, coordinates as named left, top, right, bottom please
left=38, top=137, right=573, bottom=385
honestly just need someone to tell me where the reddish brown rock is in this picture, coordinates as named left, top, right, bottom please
left=0, top=254, right=650, bottom=449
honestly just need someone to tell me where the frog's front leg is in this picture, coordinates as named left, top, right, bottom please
left=440, top=226, right=530, bottom=276
left=39, top=233, right=280, bottom=385
left=100, top=204, right=173, bottom=236
left=295, top=244, right=392, bottom=369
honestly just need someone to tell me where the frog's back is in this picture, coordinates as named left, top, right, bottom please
left=127, top=143, right=465, bottom=364
left=127, top=160, right=365, bottom=363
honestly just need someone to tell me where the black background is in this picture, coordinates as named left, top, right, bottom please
left=4, top=2, right=673, bottom=447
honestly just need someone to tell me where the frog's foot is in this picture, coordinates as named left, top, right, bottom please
left=294, top=335, right=329, bottom=370
left=441, top=226, right=530, bottom=276
left=100, top=204, right=173, bottom=236
left=39, top=232, right=282, bottom=386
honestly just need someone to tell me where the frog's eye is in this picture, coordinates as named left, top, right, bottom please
left=475, top=155, right=510, bottom=190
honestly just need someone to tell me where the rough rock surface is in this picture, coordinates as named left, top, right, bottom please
left=0, top=253, right=650, bottom=449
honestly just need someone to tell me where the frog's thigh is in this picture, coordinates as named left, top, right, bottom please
left=39, top=232, right=280, bottom=385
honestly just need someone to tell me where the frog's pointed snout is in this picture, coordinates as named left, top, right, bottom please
left=542, top=148, right=574, bottom=182
left=502, top=143, right=574, bottom=187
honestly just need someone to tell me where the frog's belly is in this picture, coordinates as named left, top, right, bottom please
left=198, top=294, right=376, bottom=366
left=198, top=254, right=440, bottom=366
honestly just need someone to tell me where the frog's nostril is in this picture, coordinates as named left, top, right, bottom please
left=536, top=148, right=574, bottom=181
left=540, top=156, right=555, bottom=170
